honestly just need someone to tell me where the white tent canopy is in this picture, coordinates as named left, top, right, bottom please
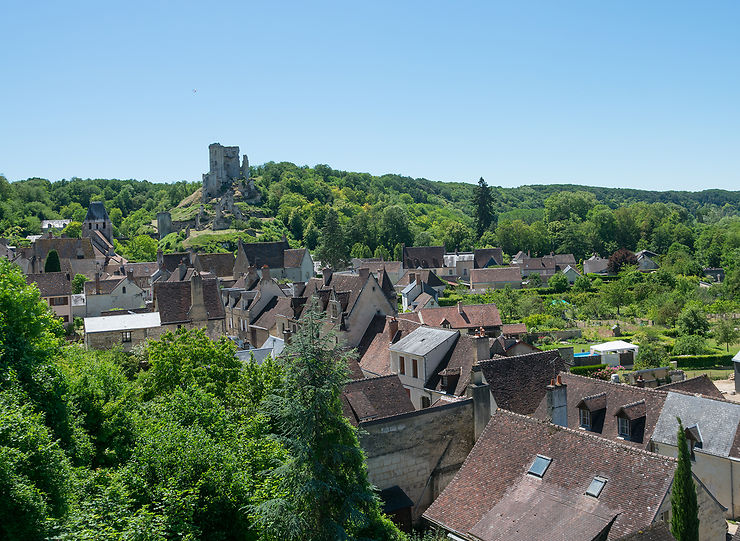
left=590, top=340, right=639, bottom=354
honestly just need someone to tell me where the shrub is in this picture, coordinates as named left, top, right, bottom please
left=671, top=354, right=734, bottom=369
left=671, top=334, right=712, bottom=356
left=570, top=364, right=607, bottom=377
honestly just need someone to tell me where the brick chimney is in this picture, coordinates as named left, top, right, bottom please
left=323, top=267, right=333, bottom=286
left=388, top=316, right=399, bottom=343
left=261, top=265, right=271, bottom=281
left=95, top=271, right=101, bottom=295
left=546, top=375, right=568, bottom=427
left=126, top=268, right=134, bottom=282
left=467, top=365, right=492, bottom=441
left=245, top=265, right=259, bottom=289
left=358, top=267, right=369, bottom=280
left=178, top=260, right=187, bottom=281
left=188, top=271, right=208, bottom=322
left=471, top=329, right=490, bottom=362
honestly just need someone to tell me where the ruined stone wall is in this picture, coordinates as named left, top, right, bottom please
left=157, top=212, right=173, bottom=240
left=359, top=399, right=475, bottom=522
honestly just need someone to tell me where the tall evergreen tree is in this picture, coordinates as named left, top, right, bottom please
left=256, top=308, right=402, bottom=540
left=473, top=177, right=496, bottom=239
left=44, top=249, right=61, bottom=272
left=317, top=208, right=347, bottom=270
left=670, top=417, right=700, bottom=541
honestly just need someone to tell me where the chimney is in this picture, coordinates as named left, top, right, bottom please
left=467, top=365, right=492, bottom=441
left=126, top=268, right=134, bottom=282
left=408, top=272, right=416, bottom=285
left=282, top=327, right=293, bottom=344
left=261, top=265, right=271, bottom=281
left=323, top=267, right=333, bottom=286
left=178, top=261, right=187, bottom=281
left=358, top=267, right=369, bottom=280
left=546, top=375, right=568, bottom=427
left=246, top=265, right=259, bottom=288
left=471, top=331, right=490, bottom=362
left=188, top=271, right=208, bottom=322
left=635, top=375, right=645, bottom=388
left=157, top=248, right=164, bottom=269
left=293, top=281, right=305, bottom=298
left=388, top=316, right=399, bottom=343
left=457, top=301, right=463, bottom=314
left=95, top=271, right=101, bottom=295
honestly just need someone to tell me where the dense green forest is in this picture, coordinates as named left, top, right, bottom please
left=2, top=164, right=739, bottom=270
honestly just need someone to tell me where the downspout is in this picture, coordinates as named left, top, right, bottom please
left=731, top=458, right=735, bottom=519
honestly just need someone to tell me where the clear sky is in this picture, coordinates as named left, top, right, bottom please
left=1, top=1, right=739, bottom=190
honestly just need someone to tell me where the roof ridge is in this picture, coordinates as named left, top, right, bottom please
left=582, top=391, right=608, bottom=400
left=620, top=398, right=646, bottom=408
left=563, top=372, right=670, bottom=396
left=496, top=408, right=678, bottom=465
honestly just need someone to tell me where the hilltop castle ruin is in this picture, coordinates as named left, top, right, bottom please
left=202, top=143, right=250, bottom=202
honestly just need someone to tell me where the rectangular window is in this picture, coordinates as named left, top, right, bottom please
left=586, top=476, right=607, bottom=498
left=528, top=455, right=552, bottom=478
left=579, top=408, right=591, bottom=429
left=399, top=356, right=405, bottom=375
left=412, top=358, right=418, bottom=378
left=122, top=331, right=132, bottom=343
left=618, top=416, right=630, bottom=438
left=61, top=315, right=69, bottom=323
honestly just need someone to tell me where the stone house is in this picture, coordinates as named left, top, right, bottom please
left=469, top=267, right=522, bottom=290
left=402, top=246, right=456, bottom=277
left=84, top=271, right=147, bottom=317
left=82, top=201, right=113, bottom=244
left=423, top=408, right=726, bottom=541
left=111, top=262, right=159, bottom=300
left=584, top=254, right=610, bottom=275
left=233, top=239, right=314, bottom=282
left=353, top=258, right=404, bottom=284
left=443, top=248, right=505, bottom=279
left=636, top=250, right=660, bottom=271
left=533, top=373, right=740, bottom=519
left=153, top=272, right=225, bottom=340
left=388, top=326, right=459, bottom=409
left=84, top=311, right=162, bottom=351
left=26, top=272, right=73, bottom=323
left=400, top=302, right=503, bottom=337
left=223, top=266, right=286, bottom=344
left=193, top=252, right=236, bottom=280
left=17, top=236, right=97, bottom=274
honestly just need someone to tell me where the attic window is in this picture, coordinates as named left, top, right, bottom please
left=579, top=408, right=591, bottom=429
left=617, top=416, right=630, bottom=438
left=527, top=455, right=552, bottom=478
left=586, top=476, right=607, bottom=498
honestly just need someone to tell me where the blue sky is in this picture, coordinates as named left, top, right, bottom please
left=1, top=1, right=739, bottom=190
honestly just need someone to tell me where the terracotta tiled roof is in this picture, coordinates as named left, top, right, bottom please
left=473, top=248, right=504, bottom=268
left=532, top=373, right=668, bottom=450
left=154, top=278, right=224, bottom=324
left=358, top=316, right=423, bottom=377
left=160, top=252, right=192, bottom=272
left=423, top=410, right=677, bottom=540
left=120, top=261, right=159, bottom=278
left=26, top=272, right=72, bottom=297
left=402, top=246, right=445, bottom=269
left=341, top=375, right=414, bottom=426
left=27, top=237, right=96, bottom=260
left=470, top=267, right=521, bottom=286
left=411, top=292, right=435, bottom=310
left=477, top=350, right=569, bottom=415
left=502, top=323, right=527, bottom=335
left=656, top=374, right=723, bottom=399
left=553, top=253, right=577, bottom=268
left=415, top=303, right=502, bottom=329
left=615, top=522, right=676, bottom=541
left=283, top=248, right=307, bottom=268
left=194, top=253, right=235, bottom=278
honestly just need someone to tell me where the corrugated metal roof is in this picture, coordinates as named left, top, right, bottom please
left=84, top=311, right=160, bottom=333
left=389, top=326, right=458, bottom=356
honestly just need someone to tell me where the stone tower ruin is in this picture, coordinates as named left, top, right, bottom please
left=202, top=143, right=249, bottom=202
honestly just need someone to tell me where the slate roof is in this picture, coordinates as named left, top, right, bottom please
left=26, top=272, right=72, bottom=297
left=388, top=326, right=458, bottom=356
left=358, top=315, right=423, bottom=376
left=402, top=246, right=445, bottom=269
left=615, top=522, right=676, bottom=541
left=532, top=373, right=668, bottom=450
left=423, top=410, right=677, bottom=540
left=341, top=375, right=415, bottom=426
left=414, top=303, right=502, bottom=329
left=652, top=392, right=740, bottom=458
left=412, top=292, right=435, bottom=310
left=84, top=201, right=110, bottom=221
left=119, top=261, right=159, bottom=278
left=154, top=278, right=224, bottom=324
left=355, top=259, right=403, bottom=276
left=473, top=248, right=504, bottom=268
left=478, top=350, right=570, bottom=415
left=237, top=239, right=290, bottom=269
left=656, top=374, right=723, bottom=399
left=194, top=252, right=235, bottom=278
left=303, top=273, right=369, bottom=316
left=397, top=269, right=446, bottom=288
left=84, top=277, right=125, bottom=295
left=552, top=253, right=577, bottom=268
left=160, top=252, right=192, bottom=272
left=470, top=267, right=521, bottom=286
left=62, top=258, right=101, bottom=279
left=251, top=296, right=306, bottom=332
left=425, top=333, right=481, bottom=395
left=283, top=248, right=308, bottom=268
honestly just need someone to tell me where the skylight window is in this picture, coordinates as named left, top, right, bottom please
left=527, top=455, right=552, bottom=478
left=586, top=476, right=607, bottom=498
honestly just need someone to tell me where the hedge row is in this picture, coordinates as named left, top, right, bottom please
left=671, top=354, right=735, bottom=369
left=570, top=364, right=608, bottom=377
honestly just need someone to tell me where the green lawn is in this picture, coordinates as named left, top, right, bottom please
left=682, top=368, right=734, bottom=380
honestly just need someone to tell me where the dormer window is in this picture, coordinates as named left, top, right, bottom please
left=586, top=476, right=607, bottom=498
left=527, top=455, right=552, bottom=478
left=576, top=392, right=606, bottom=433
left=614, top=399, right=646, bottom=443
left=579, top=408, right=591, bottom=429
left=617, top=416, right=630, bottom=438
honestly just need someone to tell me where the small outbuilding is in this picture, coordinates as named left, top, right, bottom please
left=589, top=340, right=639, bottom=367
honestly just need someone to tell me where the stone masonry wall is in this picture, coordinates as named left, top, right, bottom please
left=359, top=399, right=475, bottom=522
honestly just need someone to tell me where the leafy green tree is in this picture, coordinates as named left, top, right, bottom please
left=677, top=304, right=710, bottom=337
left=442, top=221, right=472, bottom=252
left=256, top=309, right=403, bottom=540
left=71, top=273, right=88, bottom=295
left=350, top=242, right=372, bottom=259
left=601, top=279, right=632, bottom=316
left=527, top=273, right=542, bottom=288
left=45, top=248, right=61, bottom=272
left=381, top=206, right=413, bottom=250
left=635, top=341, right=669, bottom=369
left=61, top=221, right=82, bottom=238
left=393, top=242, right=404, bottom=261
left=573, top=274, right=591, bottom=292
left=671, top=418, right=700, bottom=541
left=473, top=177, right=495, bottom=238
left=548, top=272, right=569, bottom=293
left=121, top=234, right=158, bottom=262
left=374, top=245, right=390, bottom=260
left=317, top=208, right=348, bottom=270
left=713, top=318, right=739, bottom=352
left=672, top=334, right=711, bottom=356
